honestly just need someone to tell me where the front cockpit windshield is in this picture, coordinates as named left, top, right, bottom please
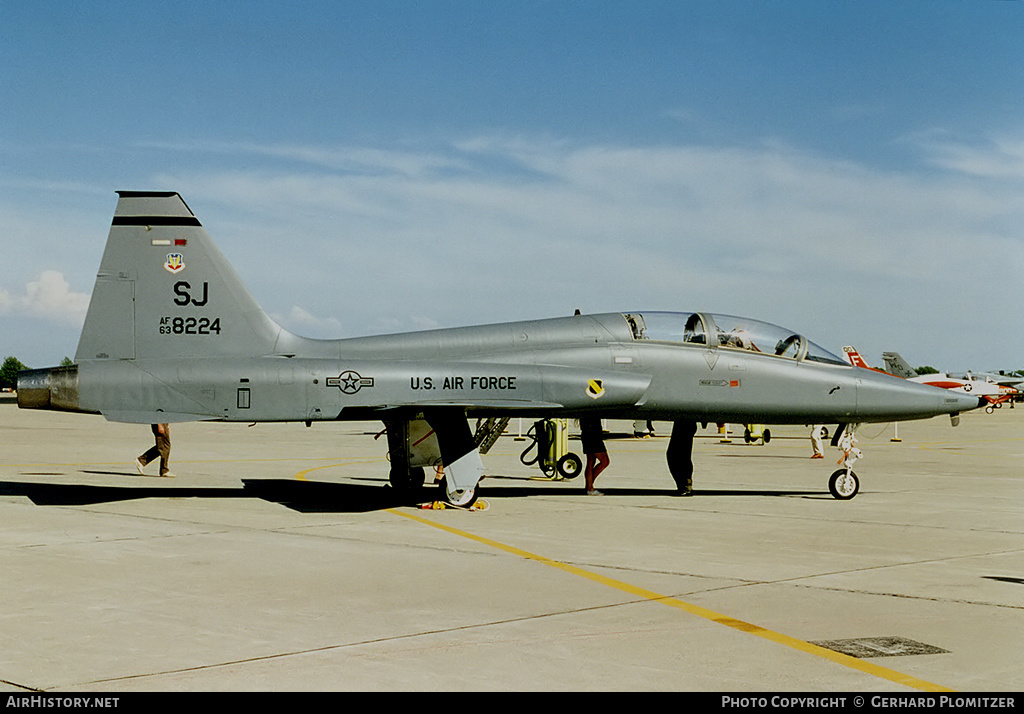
left=622, top=312, right=848, bottom=366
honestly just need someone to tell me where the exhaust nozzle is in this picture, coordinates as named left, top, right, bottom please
left=17, top=365, right=82, bottom=412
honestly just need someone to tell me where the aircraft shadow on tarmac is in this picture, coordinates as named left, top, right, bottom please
left=0, top=474, right=831, bottom=513
left=475, top=484, right=829, bottom=500
left=0, top=477, right=404, bottom=513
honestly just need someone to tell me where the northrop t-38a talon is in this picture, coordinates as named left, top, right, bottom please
left=18, top=192, right=984, bottom=503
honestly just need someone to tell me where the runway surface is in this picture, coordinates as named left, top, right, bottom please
left=1, top=399, right=1021, bottom=692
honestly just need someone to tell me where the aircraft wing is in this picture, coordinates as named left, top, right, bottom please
left=101, top=411, right=224, bottom=424
left=70, top=358, right=653, bottom=423
left=363, top=363, right=653, bottom=413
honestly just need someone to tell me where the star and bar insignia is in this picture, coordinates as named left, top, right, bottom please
left=326, top=370, right=375, bottom=394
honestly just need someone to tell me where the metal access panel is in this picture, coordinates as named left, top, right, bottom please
left=811, top=636, right=949, bottom=658
left=76, top=278, right=135, bottom=361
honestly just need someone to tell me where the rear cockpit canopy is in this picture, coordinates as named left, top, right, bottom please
left=622, top=312, right=848, bottom=366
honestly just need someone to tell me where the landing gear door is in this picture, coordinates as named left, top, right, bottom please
left=408, top=415, right=442, bottom=468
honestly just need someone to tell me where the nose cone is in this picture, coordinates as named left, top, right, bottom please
left=856, top=370, right=983, bottom=421
left=940, top=389, right=987, bottom=414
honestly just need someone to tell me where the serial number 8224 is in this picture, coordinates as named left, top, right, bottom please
left=159, top=316, right=223, bottom=335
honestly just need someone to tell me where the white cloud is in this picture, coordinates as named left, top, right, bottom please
left=270, top=305, right=343, bottom=338
left=0, top=271, right=90, bottom=327
left=907, top=131, right=1024, bottom=181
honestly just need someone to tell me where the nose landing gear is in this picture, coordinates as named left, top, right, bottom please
left=828, top=424, right=862, bottom=499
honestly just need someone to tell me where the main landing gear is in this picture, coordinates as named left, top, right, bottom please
left=383, top=411, right=487, bottom=507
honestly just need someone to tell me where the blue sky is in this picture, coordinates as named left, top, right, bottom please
left=2, top=1, right=1022, bottom=371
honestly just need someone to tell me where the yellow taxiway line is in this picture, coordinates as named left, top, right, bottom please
left=391, top=507, right=954, bottom=693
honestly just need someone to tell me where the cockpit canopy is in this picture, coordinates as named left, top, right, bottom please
left=622, top=312, right=848, bottom=366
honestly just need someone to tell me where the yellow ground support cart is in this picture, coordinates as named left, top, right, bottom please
left=743, top=424, right=771, bottom=445
left=520, top=418, right=583, bottom=479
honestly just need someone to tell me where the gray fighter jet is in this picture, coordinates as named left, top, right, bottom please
left=18, top=192, right=984, bottom=503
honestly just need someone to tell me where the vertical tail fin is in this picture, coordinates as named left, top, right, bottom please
left=881, top=352, right=917, bottom=379
left=841, top=346, right=870, bottom=369
left=76, top=192, right=294, bottom=362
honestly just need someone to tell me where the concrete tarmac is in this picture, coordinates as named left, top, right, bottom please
left=1, top=399, right=1021, bottom=692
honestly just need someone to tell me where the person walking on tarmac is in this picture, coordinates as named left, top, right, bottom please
left=810, top=424, right=825, bottom=459
left=136, top=423, right=173, bottom=477
left=580, top=416, right=609, bottom=496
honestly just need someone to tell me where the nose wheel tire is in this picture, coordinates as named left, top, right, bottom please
left=828, top=469, right=860, bottom=500
left=438, top=476, right=479, bottom=508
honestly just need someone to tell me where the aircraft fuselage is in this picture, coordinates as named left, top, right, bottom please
left=21, top=312, right=979, bottom=426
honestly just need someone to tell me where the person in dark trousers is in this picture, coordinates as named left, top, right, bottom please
left=579, top=416, right=609, bottom=496
left=667, top=420, right=696, bottom=496
left=136, top=423, right=173, bottom=477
